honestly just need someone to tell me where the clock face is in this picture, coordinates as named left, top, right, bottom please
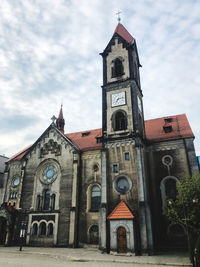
left=111, top=92, right=126, bottom=107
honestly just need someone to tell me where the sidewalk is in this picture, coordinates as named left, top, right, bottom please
left=0, top=246, right=192, bottom=267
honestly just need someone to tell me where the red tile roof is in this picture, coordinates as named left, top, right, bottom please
left=8, top=114, right=194, bottom=161
left=114, top=23, right=134, bottom=43
left=7, top=145, right=32, bottom=162
left=145, top=114, right=194, bottom=143
left=65, top=128, right=102, bottom=152
left=108, top=200, right=134, bottom=219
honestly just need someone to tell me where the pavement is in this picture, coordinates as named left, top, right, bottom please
left=0, top=246, right=192, bottom=267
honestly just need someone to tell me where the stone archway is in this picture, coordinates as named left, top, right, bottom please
left=0, top=217, right=7, bottom=245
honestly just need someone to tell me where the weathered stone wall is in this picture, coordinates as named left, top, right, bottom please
left=147, top=138, right=196, bottom=248
left=78, top=149, right=101, bottom=245
left=106, top=142, right=138, bottom=214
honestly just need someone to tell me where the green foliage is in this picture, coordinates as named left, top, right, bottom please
left=166, top=173, right=200, bottom=233
left=166, top=173, right=200, bottom=266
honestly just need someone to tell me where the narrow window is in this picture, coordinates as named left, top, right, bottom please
left=91, top=186, right=101, bottom=211
left=51, top=194, right=56, bottom=210
left=124, top=152, right=130, bottom=161
left=113, top=164, right=118, bottom=173
left=114, top=59, right=123, bottom=77
left=40, top=222, right=46, bottom=236
left=47, top=223, right=54, bottom=236
left=115, top=111, right=127, bottom=131
left=32, top=224, right=38, bottom=236
left=43, top=190, right=50, bottom=210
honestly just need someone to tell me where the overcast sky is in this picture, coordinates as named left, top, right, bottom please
left=0, top=0, right=200, bottom=158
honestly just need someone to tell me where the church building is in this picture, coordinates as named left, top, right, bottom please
left=0, top=23, right=199, bottom=254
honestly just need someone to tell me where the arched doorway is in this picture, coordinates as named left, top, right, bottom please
left=0, top=217, right=7, bottom=245
left=117, top=226, right=127, bottom=253
left=89, top=225, right=99, bottom=244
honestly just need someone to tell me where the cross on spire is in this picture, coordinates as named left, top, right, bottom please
left=116, top=10, right=122, bottom=23
left=51, top=115, right=57, bottom=124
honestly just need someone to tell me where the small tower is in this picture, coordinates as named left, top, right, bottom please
left=56, top=105, right=65, bottom=134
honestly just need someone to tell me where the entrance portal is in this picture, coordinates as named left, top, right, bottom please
left=0, top=217, right=7, bottom=245
left=117, top=226, right=127, bottom=253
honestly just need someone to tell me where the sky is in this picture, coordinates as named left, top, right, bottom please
left=0, top=0, right=200, bottom=158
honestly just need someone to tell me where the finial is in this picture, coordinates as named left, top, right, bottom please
left=116, top=10, right=121, bottom=23
left=51, top=115, right=57, bottom=124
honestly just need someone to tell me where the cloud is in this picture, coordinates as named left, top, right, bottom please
left=0, top=0, right=199, bottom=157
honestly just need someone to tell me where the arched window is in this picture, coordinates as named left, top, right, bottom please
left=89, top=225, right=99, bottom=244
left=40, top=222, right=46, bottom=236
left=113, top=111, right=127, bottom=131
left=114, top=58, right=123, bottom=77
left=165, top=179, right=177, bottom=201
left=91, top=186, right=101, bottom=211
left=160, top=176, right=179, bottom=210
left=51, top=194, right=56, bottom=210
left=47, top=223, right=54, bottom=236
left=32, top=224, right=38, bottom=236
left=43, top=190, right=50, bottom=210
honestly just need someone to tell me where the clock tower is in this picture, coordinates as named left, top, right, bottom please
left=101, top=22, right=145, bottom=141
left=99, top=23, right=153, bottom=254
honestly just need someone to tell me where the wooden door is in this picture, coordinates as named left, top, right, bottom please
left=117, top=226, right=127, bottom=253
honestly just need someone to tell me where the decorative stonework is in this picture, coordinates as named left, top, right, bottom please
left=40, top=139, right=61, bottom=157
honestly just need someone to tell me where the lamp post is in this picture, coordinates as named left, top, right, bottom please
left=19, top=221, right=26, bottom=251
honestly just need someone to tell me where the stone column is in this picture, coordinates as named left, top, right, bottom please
left=69, top=152, right=79, bottom=247
left=99, top=149, right=107, bottom=252
left=135, top=145, right=153, bottom=254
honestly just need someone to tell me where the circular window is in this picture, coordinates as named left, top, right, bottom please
left=12, top=177, right=20, bottom=187
left=40, top=164, right=57, bottom=184
left=114, top=175, right=131, bottom=194
left=162, top=155, right=173, bottom=166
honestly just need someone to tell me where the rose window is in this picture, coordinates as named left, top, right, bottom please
left=40, top=165, right=57, bottom=184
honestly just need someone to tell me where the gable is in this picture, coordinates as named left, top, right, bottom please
left=8, top=124, right=80, bottom=162
left=108, top=200, right=134, bottom=219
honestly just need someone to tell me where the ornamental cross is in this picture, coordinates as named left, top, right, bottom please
left=51, top=115, right=57, bottom=124
left=116, top=10, right=122, bottom=23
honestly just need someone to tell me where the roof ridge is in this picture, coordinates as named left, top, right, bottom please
left=65, top=128, right=102, bottom=135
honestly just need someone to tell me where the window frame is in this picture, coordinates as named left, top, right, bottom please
left=160, top=176, right=179, bottom=210
left=112, top=110, right=128, bottom=131
left=113, top=164, right=119, bottom=173
left=113, top=175, right=132, bottom=195
left=124, top=152, right=130, bottom=161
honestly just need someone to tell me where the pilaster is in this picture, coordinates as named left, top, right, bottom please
left=135, top=145, right=153, bottom=253
left=99, top=149, right=107, bottom=251
left=69, top=152, right=79, bottom=247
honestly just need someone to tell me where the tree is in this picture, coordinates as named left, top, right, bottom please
left=166, top=173, right=200, bottom=266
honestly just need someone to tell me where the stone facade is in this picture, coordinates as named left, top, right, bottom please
left=0, top=23, right=199, bottom=254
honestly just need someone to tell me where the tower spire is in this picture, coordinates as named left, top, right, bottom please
left=56, top=105, right=65, bottom=134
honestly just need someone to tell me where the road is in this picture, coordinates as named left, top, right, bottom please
left=0, top=246, right=191, bottom=267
